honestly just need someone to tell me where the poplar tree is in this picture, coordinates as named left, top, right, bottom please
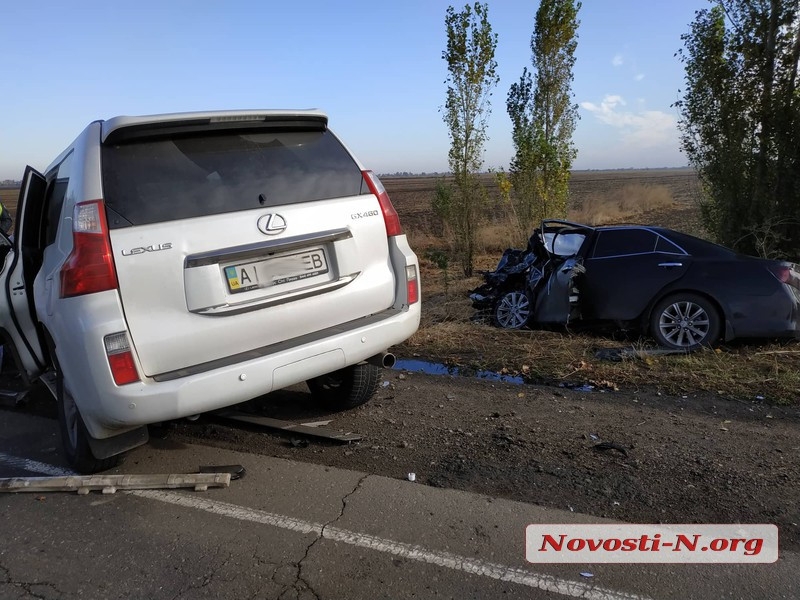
left=441, top=2, right=499, bottom=276
left=676, top=1, right=800, bottom=257
left=506, top=0, right=581, bottom=238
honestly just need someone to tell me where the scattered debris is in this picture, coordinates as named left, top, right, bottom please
left=300, top=420, right=333, bottom=428
left=289, top=438, right=309, bottom=448
left=591, top=379, right=620, bottom=392
left=407, top=473, right=416, bottom=482
left=593, top=441, right=629, bottom=457
left=0, top=473, right=231, bottom=494
left=215, top=411, right=362, bottom=443
left=595, top=347, right=689, bottom=362
left=198, top=464, right=245, bottom=480
left=580, top=572, right=594, bottom=579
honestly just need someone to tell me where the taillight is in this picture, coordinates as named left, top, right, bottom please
left=104, top=332, right=140, bottom=385
left=60, top=200, right=118, bottom=298
left=768, top=264, right=800, bottom=288
left=362, top=170, right=402, bottom=236
left=406, top=265, right=419, bottom=304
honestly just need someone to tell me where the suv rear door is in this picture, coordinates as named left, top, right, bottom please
left=0, top=167, right=47, bottom=376
left=101, top=114, right=398, bottom=379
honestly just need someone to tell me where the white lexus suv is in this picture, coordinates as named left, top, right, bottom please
left=1, top=110, right=420, bottom=473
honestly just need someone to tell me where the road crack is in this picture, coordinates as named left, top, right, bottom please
left=287, top=473, right=370, bottom=600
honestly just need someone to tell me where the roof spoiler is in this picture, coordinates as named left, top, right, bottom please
left=102, top=110, right=328, bottom=144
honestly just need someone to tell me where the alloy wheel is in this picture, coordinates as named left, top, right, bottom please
left=658, top=300, right=711, bottom=348
left=495, top=291, right=531, bottom=329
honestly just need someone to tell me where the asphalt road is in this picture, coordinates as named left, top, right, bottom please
left=0, top=409, right=798, bottom=600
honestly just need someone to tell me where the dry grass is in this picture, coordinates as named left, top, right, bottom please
left=568, top=183, right=675, bottom=225
left=0, top=189, right=18, bottom=217
left=476, top=222, right=518, bottom=254
left=400, top=279, right=800, bottom=405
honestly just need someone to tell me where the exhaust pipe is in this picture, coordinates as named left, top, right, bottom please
left=367, top=352, right=396, bottom=368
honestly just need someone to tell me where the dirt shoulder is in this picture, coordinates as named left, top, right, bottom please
left=4, top=361, right=799, bottom=551
left=160, top=368, right=800, bottom=552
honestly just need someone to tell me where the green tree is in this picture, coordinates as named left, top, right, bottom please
left=676, top=1, right=800, bottom=257
left=506, top=0, right=581, bottom=238
left=442, top=2, right=499, bottom=276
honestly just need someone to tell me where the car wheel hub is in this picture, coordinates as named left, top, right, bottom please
left=660, top=301, right=710, bottom=347
left=496, top=292, right=531, bottom=329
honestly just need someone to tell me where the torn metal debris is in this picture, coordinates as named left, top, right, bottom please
left=0, top=472, right=232, bottom=494
left=593, top=442, right=629, bottom=457
left=216, top=411, right=362, bottom=443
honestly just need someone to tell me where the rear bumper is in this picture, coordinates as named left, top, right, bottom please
left=726, top=285, right=800, bottom=340
left=65, top=303, right=420, bottom=439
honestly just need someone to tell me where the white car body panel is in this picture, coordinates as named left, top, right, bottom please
left=109, top=194, right=395, bottom=376
left=1, top=109, right=420, bottom=444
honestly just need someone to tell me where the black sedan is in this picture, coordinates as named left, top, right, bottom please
left=470, top=220, right=800, bottom=349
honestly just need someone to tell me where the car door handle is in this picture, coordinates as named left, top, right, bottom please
left=658, top=262, right=683, bottom=268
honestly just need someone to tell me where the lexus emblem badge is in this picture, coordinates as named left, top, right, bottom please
left=257, top=213, right=287, bottom=235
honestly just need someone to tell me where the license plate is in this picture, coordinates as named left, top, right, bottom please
left=224, top=248, right=329, bottom=294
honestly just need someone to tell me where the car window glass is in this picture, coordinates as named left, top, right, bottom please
left=655, top=235, right=685, bottom=255
left=43, top=151, right=73, bottom=247
left=101, top=129, right=363, bottom=228
left=592, top=229, right=657, bottom=258
left=544, top=232, right=586, bottom=256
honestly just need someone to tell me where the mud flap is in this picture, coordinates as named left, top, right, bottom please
left=86, top=425, right=149, bottom=459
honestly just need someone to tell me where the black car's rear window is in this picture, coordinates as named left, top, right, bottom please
left=654, top=229, right=736, bottom=258
left=101, top=128, right=365, bottom=228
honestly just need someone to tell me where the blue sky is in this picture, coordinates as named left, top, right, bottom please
left=0, top=0, right=707, bottom=180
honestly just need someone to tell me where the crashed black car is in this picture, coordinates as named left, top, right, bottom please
left=470, top=220, right=800, bottom=350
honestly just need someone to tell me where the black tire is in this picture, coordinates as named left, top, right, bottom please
left=56, top=365, right=119, bottom=474
left=650, top=293, right=721, bottom=350
left=494, top=290, right=531, bottom=329
left=307, top=363, right=381, bottom=410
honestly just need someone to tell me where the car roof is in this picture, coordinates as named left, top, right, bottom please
left=101, top=109, right=328, bottom=143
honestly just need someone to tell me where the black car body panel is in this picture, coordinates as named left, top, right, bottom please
left=471, top=220, right=800, bottom=347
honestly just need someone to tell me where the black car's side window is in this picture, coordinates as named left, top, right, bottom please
left=592, top=229, right=658, bottom=259
left=655, top=235, right=687, bottom=255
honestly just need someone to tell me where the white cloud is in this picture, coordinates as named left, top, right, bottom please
left=579, top=94, right=677, bottom=149
left=634, top=73, right=645, bottom=82
left=612, top=54, right=624, bottom=67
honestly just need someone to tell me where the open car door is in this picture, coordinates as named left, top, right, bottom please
left=0, top=166, right=48, bottom=379
left=530, top=220, right=592, bottom=324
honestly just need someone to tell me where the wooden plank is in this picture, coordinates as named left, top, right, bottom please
left=216, top=412, right=362, bottom=442
left=0, top=473, right=231, bottom=494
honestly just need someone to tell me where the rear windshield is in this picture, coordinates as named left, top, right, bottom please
left=101, top=128, right=365, bottom=228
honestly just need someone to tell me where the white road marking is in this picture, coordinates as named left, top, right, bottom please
left=0, top=452, right=74, bottom=477
left=0, top=452, right=650, bottom=600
